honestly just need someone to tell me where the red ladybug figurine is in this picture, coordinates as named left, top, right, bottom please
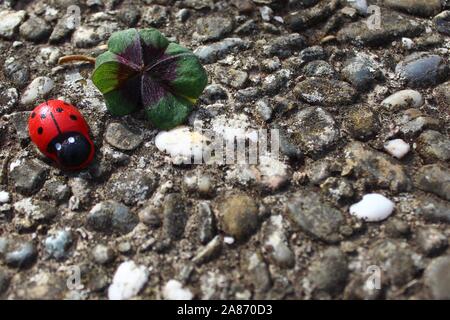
left=28, top=100, right=95, bottom=170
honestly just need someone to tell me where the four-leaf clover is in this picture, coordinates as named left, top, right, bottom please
left=92, top=28, right=208, bottom=130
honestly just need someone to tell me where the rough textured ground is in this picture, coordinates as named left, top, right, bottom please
left=0, top=0, right=449, bottom=300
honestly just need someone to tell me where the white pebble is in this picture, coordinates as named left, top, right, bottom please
left=401, top=37, right=414, bottom=49
left=21, top=76, right=54, bottom=105
left=384, top=139, right=410, bottom=159
left=0, top=191, right=10, bottom=203
left=108, top=261, right=149, bottom=300
left=260, top=6, right=273, bottom=22
left=381, top=89, right=423, bottom=110
left=155, top=126, right=209, bottom=164
left=224, top=236, right=235, bottom=245
left=162, top=280, right=193, bottom=300
left=350, top=194, right=395, bottom=222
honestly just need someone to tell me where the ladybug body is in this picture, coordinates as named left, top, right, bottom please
left=28, top=100, right=95, bottom=170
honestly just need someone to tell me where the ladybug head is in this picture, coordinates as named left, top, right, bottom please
left=48, top=132, right=92, bottom=168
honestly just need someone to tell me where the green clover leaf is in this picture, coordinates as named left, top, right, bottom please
left=92, top=28, right=208, bottom=130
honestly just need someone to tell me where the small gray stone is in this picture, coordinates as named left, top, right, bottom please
left=49, top=12, right=76, bottom=43
left=44, top=230, right=73, bottom=260
left=263, top=33, right=306, bottom=58
left=369, top=240, right=418, bottom=287
left=202, top=84, right=228, bottom=104
left=118, top=5, right=141, bottom=26
left=384, top=218, right=410, bottom=238
left=87, top=200, right=138, bottom=235
left=286, top=190, right=344, bottom=243
left=0, top=268, right=10, bottom=296
left=4, top=241, right=37, bottom=269
left=415, top=164, right=450, bottom=201
left=286, top=0, right=339, bottom=31
left=217, top=67, right=248, bottom=89
left=344, top=105, right=380, bottom=140
left=0, top=10, right=27, bottom=39
left=247, top=252, right=272, bottom=294
left=384, top=0, right=442, bottom=17
left=416, top=130, right=450, bottom=163
left=162, top=193, right=187, bottom=241
left=9, top=160, right=48, bottom=195
left=3, top=59, right=30, bottom=88
left=19, top=16, right=51, bottom=42
left=262, top=69, right=292, bottom=94
left=72, top=26, right=101, bottom=48
left=142, top=5, right=169, bottom=27
left=416, top=227, right=448, bottom=256
left=198, top=201, right=217, bottom=244
left=138, top=205, right=162, bottom=228
left=416, top=196, right=450, bottom=223
left=20, top=76, right=54, bottom=105
left=434, top=10, right=450, bottom=35
left=105, top=122, right=143, bottom=151
left=294, top=77, right=357, bottom=107
left=194, top=38, right=250, bottom=64
left=299, top=45, right=326, bottom=63
left=196, top=16, right=233, bottom=41
left=13, top=198, right=58, bottom=226
left=285, top=107, right=339, bottom=157
left=337, top=12, right=424, bottom=46
left=192, top=235, right=222, bottom=265
left=396, top=52, right=448, bottom=88
left=320, top=177, right=354, bottom=202
left=343, top=142, right=411, bottom=193
left=106, top=169, right=156, bottom=205
left=424, top=256, right=450, bottom=299
left=303, top=60, right=336, bottom=78
left=307, top=248, right=348, bottom=295
left=341, top=54, right=381, bottom=91
left=92, top=244, right=115, bottom=265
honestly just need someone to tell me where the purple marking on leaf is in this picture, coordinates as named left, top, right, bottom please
left=141, top=73, right=167, bottom=107
left=117, top=30, right=143, bottom=68
left=141, top=42, right=167, bottom=67
left=147, top=54, right=179, bottom=82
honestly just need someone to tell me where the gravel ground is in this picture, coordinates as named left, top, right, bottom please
left=0, top=0, right=449, bottom=300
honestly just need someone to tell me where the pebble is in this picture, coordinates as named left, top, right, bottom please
left=20, top=77, right=54, bottom=105
left=424, top=256, right=450, bottom=299
left=0, top=10, right=27, bottom=39
left=219, top=194, right=259, bottom=242
left=44, top=230, right=73, bottom=260
left=92, top=244, right=115, bottom=265
left=286, top=106, right=339, bottom=157
left=384, top=139, right=411, bottom=159
left=0, top=86, right=18, bottom=115
left=396, top=52, right=448, bottom=88
left=72, top=26, right=101, bottom=48
left=197, top=201, right=217, bottom=244
left=142, top=5, right=169, bottom=28
left=415, top=164, right=450, bottom=201
left=155, top=126, right=209, bottom=164
left=416, top=196, right=450, bottom=223
left=343, top=142, right=411, bottom=192
left=202, top=84, right=228, bottom=104
left=260, top=6, right=273, bottom=22
left=433, top=11, right=450, bottom=35
left=303, top=60, right=336, bottom=78
left=247, top=252, right=272, bottom=294
left=9, top=159, right=48, bottom=195
left=416, top=227, right=448, bottom=256
left=87, top=200, right=138, bottom=235
left=163, top=280, right=193, bottom=300
left=320, top=177, right=354, bottom=201
left=286, top=0, right=340, bottom=31
left=337, top=12, right=424, bottom=46
left=4, top=241, right=38, bottom=269
left=286, top=190, right=344, bottom=243
left=138, top=205, right=162, bottom=228
left=195, top=17, right=233, bottom=42
left=307, top=248, right=348, bottom=296
left=192, top=235, right=222, bottom=265
left=3, top=58, right=29, bottom=88
left=369, top=240, right=418, bottom=287
left=108, top=261, right=149, bottom=300
left=434, top=81, right=450, bottom=106
left=0, top=268, right=10, bottom=295
left=162, top=193, right=187, bottom=241
left=294, top=77, right=357, bottom=106
left=13, top=198, right=57, bottom=227
left=105, top=122, right=142, bottom=151
left=299, top=46, right=326, bottom=63
left=263, top=215, right=295, bottom=269
left=416, top=130, right=450, bottom=163
left=49, top=11, right=77, bottom=43
left=341, top=54, right=380, bottom=90
left=0, top=191, right=10, bottom=204
left=349, top=194, right=395, bottom=222
left=106, top=170, right=156, bottom=205
left=263, top=34, right=306, bottom=58
left=381, top=89, right=424, bottom=111
left=19, top=16, right=51, bottom=42
left=383, top=0, right=442, bottom=17
left=217, top=67, right=248, bottom=89
left=194, top=38, right=250, bottom=64
left=345, top=105, right=379, bottom=140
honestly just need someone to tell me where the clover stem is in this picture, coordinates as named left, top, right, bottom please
left=58, top=55, right=96, bottom=65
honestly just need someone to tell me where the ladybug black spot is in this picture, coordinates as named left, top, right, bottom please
left=37, top=127, right=43, bottom=134
left=31, top=112, right=36, bottom=118
left=70, top=115, right=78, bottom=121
left=56, top=107, right=63, bottom=113
left=40, top=113, right=46, bottom=119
